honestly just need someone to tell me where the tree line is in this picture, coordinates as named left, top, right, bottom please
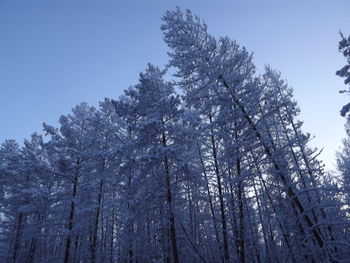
left=1, top=9, right=350, bottom=263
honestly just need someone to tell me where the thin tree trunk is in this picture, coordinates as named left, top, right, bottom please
left=227, top=167, right=240, bottom=262
left=91, top=178, right=104, bottom=263
left=64, top=160, right=80, bottom=263
left=109, top=202, right=115, bottom=263
left=209, top=113, right=229, bottom=263
left=232, top=117, right=245, bottom=263
left=26, top=212, right=42, bottom=263
left=162, top=133, right=179, bottom=263
left=236, top=157, right=245, bottom=263
left=12, top=212, right=23, bottom=263
left=251, top=177, right=271, bottom=262
left=196, top=142, right=223, bottom=261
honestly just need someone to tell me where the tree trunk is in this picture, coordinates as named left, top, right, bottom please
left=12, top=212, right=23, bottom=263
left=197, top=142, right=223, bottom=261
left=64, top=160, right=80, bottom=263
left=236, top=157, right=245, bottom=263
left=209, top=113, right=229, bottom=263
left=91, top=178, right=104, bottom=263
left=162, top=133, right=179, bottom=263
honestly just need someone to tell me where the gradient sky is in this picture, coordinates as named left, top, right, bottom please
left=0, top=0, right=349, bottom=169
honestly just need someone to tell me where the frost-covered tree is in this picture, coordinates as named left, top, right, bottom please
left=337, top=33, right=350, bottom=117
left=0, top=135, right=52, bottom=263
left=0, top=140, right=23, bottom=262
left=161, top=8, right=345, bottom=262
left=1, top=8, right=348, bottom=263
left=113, top=64, right=199, bottom=262
left=43, top=103, right=101, bottom=262
left=336, top=32, right=350, bottom=252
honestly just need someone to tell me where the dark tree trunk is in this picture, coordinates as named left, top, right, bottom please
left=209, top=113, right=229, bottom=263
left=162, top=133, right=179, bottom=263
left=197, top=142, right=223, bottom=261
left=12, top=212, right=23, bottom=263
left=91, top=179, right=103, bottom=263
left=64, top=161, right=80, bottom=263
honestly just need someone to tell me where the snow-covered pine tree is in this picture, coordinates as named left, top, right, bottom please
left=113, top=64, right=197, bottom=262
left=43, top=103, right=100, bottom=262
left=1, top=8, right=348, bottom=263
left=161, top=8, right=344, bottom=262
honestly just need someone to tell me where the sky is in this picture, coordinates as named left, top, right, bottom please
left=0, top=0, right=349, bottom=169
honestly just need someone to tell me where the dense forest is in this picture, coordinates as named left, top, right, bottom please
left=1, top=9, right=350, bottom=263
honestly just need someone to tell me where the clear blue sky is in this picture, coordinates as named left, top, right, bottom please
left=0, top=0, right=349, bottom=169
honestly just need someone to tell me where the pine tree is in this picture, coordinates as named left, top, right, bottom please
left=161, top=8, right=343, bottom=262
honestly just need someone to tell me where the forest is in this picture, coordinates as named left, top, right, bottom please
left=1, top=8, right=350, bottom=263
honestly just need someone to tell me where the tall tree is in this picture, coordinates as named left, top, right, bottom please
left=161, top=8, right=343, bottom=261
left=113, top=64, right=188, bottom=262
left=1, top=8, right=349, bottom=263
left=44, top=103, right=98, bottom=263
